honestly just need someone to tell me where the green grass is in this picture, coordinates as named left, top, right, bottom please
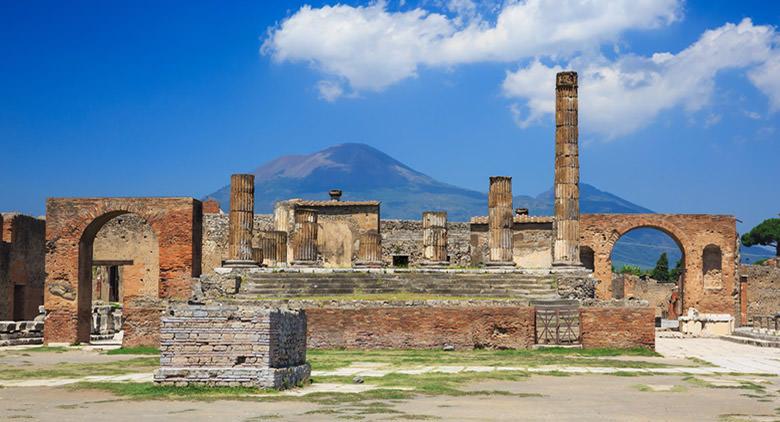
left=308, top=347, right=660, bottom=371
left=71, top=382, right=273, bottom=400
left=0, top=346, right=68, bottom=354
left=313, top=371, right=537, bottom=396
left=105, top=346, right=160, bottom=355
left=633, top=384, right=687, bottom=393
left=0, top=357, right=158, bottom=380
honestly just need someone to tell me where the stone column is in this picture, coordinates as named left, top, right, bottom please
left=292, top=209, right=318, bottom=266
left=260, top=231, right=288, bottom=267
left=487, top=176, right=515, bottom=267
left=422, top=211, right=448, bottom=266
left=226, top=174, right=258, bottom=267
left=355, top=231, right=382, bottom=268
left=553, top=71, right=582, bottom=266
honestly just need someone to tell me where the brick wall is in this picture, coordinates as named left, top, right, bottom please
left=740, top=264, right=780, bottom=323
left=580, top=307, right=655, bottom=349
left=306, top=306, right=536, bottom=350
left=1, top=213, right=46, bottom=321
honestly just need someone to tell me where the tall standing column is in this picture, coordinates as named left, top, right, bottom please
left=487, top=176, right=515, bottom=267
left=260, top=230, right=288, bottom=267
left=226, top=174, right=258, bottom=267
left=422, top=211, right=448, bottom=266
left=355, top=231, right=382, bottom=268
left=292, top=209, right=318, bottom=266
left=553, top=71, right=582, bottom=267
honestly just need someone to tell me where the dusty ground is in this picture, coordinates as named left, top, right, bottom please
left=0, top=338, right=779, bottom=421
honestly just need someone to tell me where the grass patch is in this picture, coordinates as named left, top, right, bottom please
left=2, top=346, right=68, bottom=354
left=0, top=357, right=158, bottom=380
left=71, top=382, right=273, bottom=400
left=308, top=347, right=661, bottom=372
left=633, top=384, right=687, bottom=393
left=105, top=346, right=160, bottom=355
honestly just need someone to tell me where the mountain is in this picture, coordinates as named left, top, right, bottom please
left=205, top=143, right=649, bottom=220
left=204, top=143, right=773, bottom=265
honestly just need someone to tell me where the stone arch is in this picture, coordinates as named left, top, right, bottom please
left=44, top=198, right=202, bottom=345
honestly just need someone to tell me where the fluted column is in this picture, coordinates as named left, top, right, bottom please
left=553, top=71, right=582, bottom=266
left=487, top=176, right=515, bottom=267
left=292, top=209, right=318, bottom=266
left=355, top=231, right=382, bottom=268
left=422, top=211, right=448, bottom=266
left=260, top=230, right=288, bottom=267
left=225, top=174, right=258, bottom=267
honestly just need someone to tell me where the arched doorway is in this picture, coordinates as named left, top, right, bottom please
left=608, top=227, right=686, bottom=318
left=89, top=214, right=160, bottom=344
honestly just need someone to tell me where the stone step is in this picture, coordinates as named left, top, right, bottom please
left=720, top=334, right=780, bottom=348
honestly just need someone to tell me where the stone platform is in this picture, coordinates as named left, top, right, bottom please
left=154, top=305, right=310, bottom=389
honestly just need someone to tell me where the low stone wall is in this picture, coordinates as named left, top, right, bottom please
left=0, top=320, right=44, bottom=346
left=307, top=306, right=536, bottom=350
left=579, top=306, right=655, bottom=349
left=154, top=304, right=310, bottom=389
left=740, top=264, right=780, bottom=324
left=381, top=220, right=471, bottom=267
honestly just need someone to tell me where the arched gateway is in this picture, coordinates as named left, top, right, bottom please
left=580, top=214, right=737, bottom=314
left=44, top=197, right=202, bottom=346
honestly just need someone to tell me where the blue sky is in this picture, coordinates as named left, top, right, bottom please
left=1, top=0, right=778, bottom=233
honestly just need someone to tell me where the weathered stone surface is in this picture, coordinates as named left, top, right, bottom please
left=381, top=220, right=471, bottom=267
left=422, top=211, right=448, bottom=265
left=0, top=213, right=45, bottom=321
left=740, top=264, right=780, bottom=324
left=44, top=197, right=202, bottom=345
left=227, top=174, right=257, bottom=265
left=291, top=209, right=318, bottom=265
left=487, top=176, right=514, bottom=266
left=579, top=307, right=655, bottom=349
left=355, top=231, right=382, bottom=267
left=154, top=304, right=309, bottom=389
left=553, top=71, right=581, bottom=266
left=580, top=213, right=737, bottom=314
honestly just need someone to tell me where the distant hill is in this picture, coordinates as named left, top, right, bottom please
left=204, top=143, right=772, bottom=265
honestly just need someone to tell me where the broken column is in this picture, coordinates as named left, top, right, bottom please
left=487, top=176, right=515, bottom=267
left=292, top=209, right=318, bottom=266
left=260, top=231, right=288, bottom=267
left=225, top=174, right=258, bottom=267
left=553, top=71, right=582, bottom=267
left=355, top=231, right=383, bottom=268
left=422, top=211, right=448, bottom=266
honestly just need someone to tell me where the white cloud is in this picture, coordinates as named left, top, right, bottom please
left=502, top=19, right=779, bottom=138
left=317, top=80, right=345, bottom=102
left=263, top=0, right=681, bottom=92
left=748, top=53, right=780, bottom=111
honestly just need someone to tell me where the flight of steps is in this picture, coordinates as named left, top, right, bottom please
left=235, top=270, right=559, bottom=301
left=721, top=327, right=780, bottom=348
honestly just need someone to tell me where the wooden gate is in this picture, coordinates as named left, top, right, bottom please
left=534, top=300, right=580, bottom=345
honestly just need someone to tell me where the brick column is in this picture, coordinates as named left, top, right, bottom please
left=292, top=209, right=318, bottom=266
left=355, top=231, right=382, bottom=268
left=226, top=174, right=258, bottom=267
left=553, top=71, right=582, bottom=267
left=487, top=176, right=515, bottom=267
left=422, top=211, right=448, bottom=266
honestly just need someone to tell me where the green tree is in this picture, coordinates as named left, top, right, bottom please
left=741, top=218, right=780, bottom=257
left=669, top=258, right=684, bottom=281
left=619, top=265, right=643, bottom=276
left=651, top=252, right=670, bottom=282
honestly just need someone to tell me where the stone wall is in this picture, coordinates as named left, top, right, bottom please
left=201, top=213, right=274, bottom=274
left=469, top=219, right=554, bottom=268
left=579, top=306, right=655, bottom=349
left=0, top=320, right=44, bottom=346
left=306, top=305, right=536, bottom=350
left=381, top=220, right=471, bottom=267
left=740, top=264, right=780, bottom=323
left=611, top=274, right=676, bottom=318
left=1, top=213, right=46, bottom=321
left=155, top=304, right=310, bottom=389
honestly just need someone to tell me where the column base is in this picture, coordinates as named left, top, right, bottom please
left=222, top=260, right=260, bottom=268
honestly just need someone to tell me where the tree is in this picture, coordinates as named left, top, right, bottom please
left=669, top=258, right=684, bottom=281
left=651, top=252, right=670, bottom=282
left=741, top=218, right=780, bottom=257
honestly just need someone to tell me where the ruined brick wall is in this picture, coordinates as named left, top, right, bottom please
left=612, top=274, right=676, bottom=318
left=306, top=306, right=536, bottom=350
left=580, top=306, right=655, bottom=349
left=44, top=197, right=202, bottom=345
left=381, top=220, right=471, bottom=266
left=92, top=214, right=159, bottom=301
left=580, top=214, right=737, bottom=314
left=1, top=213, right=46, bottom=321
left=156, top=304, right=309, bottom=388
left=200, top=213, right=273, bottom=274
left=469, top=220, right=554, bottom=268
left=740, top=264, right=780, bottom=322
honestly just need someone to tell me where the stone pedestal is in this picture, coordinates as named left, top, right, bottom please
left=422, top=211, right=448, bottom=266
left=291, top=209, right=318, bottom=267
left=226, top=174, right=259, bottom=267
left=487, top=176, right=515, bottom=267
left=154, top=305, right=310, bottom=389
left=355, top=231, right=383, bottom=268
left=553, top=72, right=582, bottom=267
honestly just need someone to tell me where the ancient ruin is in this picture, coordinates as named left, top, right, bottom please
left=1, top=71, right=762, bottom=360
